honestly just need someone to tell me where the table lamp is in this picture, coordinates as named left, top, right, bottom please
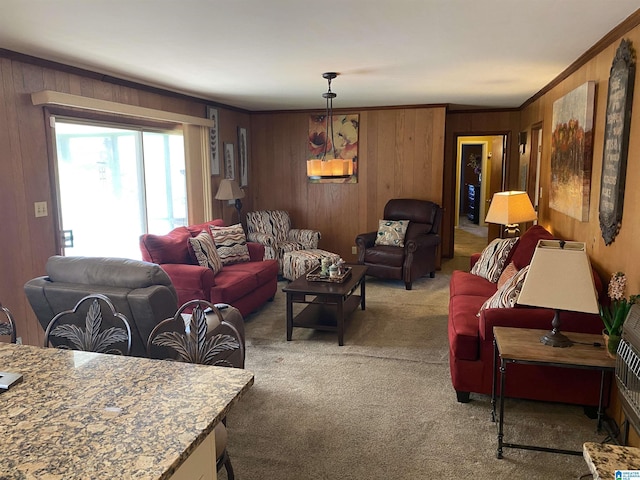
left=517, top=239, right=599, bottom=347
left=215, top=179, right=245, bottom=223
left=485, top=191, right=537, bottom=237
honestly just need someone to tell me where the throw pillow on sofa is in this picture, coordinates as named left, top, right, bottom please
left=210, top=224, right=251, bottom=265
left=140, top=227, right=192, bottom=264
left=374, top=219, right=410, bottom=247
left=497, top=261, right=518, bottom=289
left=189, top=230, right=223, bottom=274
left=470, top=237, right=518, bottom=283
left=508, top=225, right=555, bottom=269
left=478, top=265, right=530, bottom=314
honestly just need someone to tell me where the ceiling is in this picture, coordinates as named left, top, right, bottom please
left=1, top=1, right=639, bottom=111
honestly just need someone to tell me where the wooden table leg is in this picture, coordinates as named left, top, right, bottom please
left=286, top=293, right=293, bottom=341
left=337, top=297, right=344, bottom=346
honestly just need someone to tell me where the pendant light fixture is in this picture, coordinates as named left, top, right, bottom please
left=307, top=72, right=353, bottom=179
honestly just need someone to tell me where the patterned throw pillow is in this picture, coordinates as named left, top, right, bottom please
left=497, top=261, right=518, bottom=289
left=470, top=237, right=519, bottom=283
left=374, top=219, right=410, bottom=247
left=188, top=230, right=223, bottom=274
left=209, top=224, right=250, bottom=265
left=477, top=265, right=530, bottom=315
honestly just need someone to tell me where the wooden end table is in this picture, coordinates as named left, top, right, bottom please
left=492, top=326, right=615, bottom=458
left=282, top=265, right=366, bottom=346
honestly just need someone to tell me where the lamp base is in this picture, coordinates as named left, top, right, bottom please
left=234, top=199, right=243, bottom=226
left=503, top=224, right=521, bottom=238
left=540, top=329, right=573, bottom=348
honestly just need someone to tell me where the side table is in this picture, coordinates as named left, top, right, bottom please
left=492, top=327, right=615, bottom=458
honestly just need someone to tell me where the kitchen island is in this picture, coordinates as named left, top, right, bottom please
left=0, top=343, right=254, bottom=479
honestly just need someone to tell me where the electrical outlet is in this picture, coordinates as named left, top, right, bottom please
left=352, top=246, right=357, bottom=255
left=34, top=201, right=48, bottom=217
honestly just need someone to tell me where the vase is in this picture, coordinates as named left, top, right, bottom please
left=602, top=330, right=620, bottom=359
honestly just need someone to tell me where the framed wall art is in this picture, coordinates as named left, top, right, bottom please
left=549, top=81, right=596, bottom=222
left=224, top=142, right=235, bottom=180
left=599, top=39, right=636, bottom=246
left=238, top=127, right=248, bottom=187
left=206, top=106, right=220, bottom=175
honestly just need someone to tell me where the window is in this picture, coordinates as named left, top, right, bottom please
left=54, top=119, right=186, bottom=259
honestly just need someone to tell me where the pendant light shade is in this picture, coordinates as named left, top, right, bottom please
left=307, top=72, right=352, bottom=179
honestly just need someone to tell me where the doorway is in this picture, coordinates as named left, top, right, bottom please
left=454, top=135, right=506, bottom=245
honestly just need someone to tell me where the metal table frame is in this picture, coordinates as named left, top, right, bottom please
left=491, top=327, right=614, bottom=459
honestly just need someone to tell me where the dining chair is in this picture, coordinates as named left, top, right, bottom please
left=147, top=299, right=245, bottom=479
left=0, top=302, right=17, bottom=343
left=43, top=293, right=132, bottom=355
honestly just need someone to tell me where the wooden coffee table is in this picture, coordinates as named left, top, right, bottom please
left=282, top=265, right=367, bottom=346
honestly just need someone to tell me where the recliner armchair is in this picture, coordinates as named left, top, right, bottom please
left=24, top=256, right=179, bottom=357
left=245, top=210, right=321, bottom=275
left=355, top=198, right=442, bottom=290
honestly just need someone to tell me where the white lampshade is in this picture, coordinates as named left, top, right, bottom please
left=485, top=191, right=537, bottom=225
left=215, top=179, right=245, bottom=201
left=518, top=240, right=598, bottom=314
left=518, top=239, right=598, bottom=347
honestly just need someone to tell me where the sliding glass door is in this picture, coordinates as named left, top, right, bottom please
left=54, top=119, right=186, bottom=259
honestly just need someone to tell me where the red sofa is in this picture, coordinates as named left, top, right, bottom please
left=140, top=219, right=279, bottom=318
left=448, top=225, right=607, bottom=406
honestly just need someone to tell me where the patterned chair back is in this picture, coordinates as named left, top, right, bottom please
left=246, top=210, right=291, bottom=242
left=146, top=300, right=245, bottom=368
left=43, top=294, right=132, bottom=355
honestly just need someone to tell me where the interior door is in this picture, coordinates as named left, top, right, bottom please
left=528, top=126, right=543, bottom=215
left=486, top=135, right=507, bottom=240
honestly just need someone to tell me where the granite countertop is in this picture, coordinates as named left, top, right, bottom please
left=0, top=344, right=254, bottom=479
left=583, top=441, right=640, bottom=479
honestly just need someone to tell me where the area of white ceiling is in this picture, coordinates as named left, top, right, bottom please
left=1, top=1, right=638, bottom=111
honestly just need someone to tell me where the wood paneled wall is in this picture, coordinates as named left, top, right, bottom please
left=519, top=22, right=640, bottom=443
left=0, top=54, right=249, bottom=346
left=520, top=26, right=640, bottom=291
left=249, top=108, right=446, bottom=261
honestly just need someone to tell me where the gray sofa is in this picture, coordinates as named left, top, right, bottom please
left=25, top=256, right=187, bottom=357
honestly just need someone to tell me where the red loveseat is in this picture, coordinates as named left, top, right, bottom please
left=448, top=225, right=607, bottom=406
left=140, top=220, right=279, bottom=318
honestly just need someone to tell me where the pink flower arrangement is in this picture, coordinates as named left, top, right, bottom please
left=600, top=272, right=638, bottom=337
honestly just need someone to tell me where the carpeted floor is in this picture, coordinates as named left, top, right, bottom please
left=221, top=229, right=603, bottom=479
